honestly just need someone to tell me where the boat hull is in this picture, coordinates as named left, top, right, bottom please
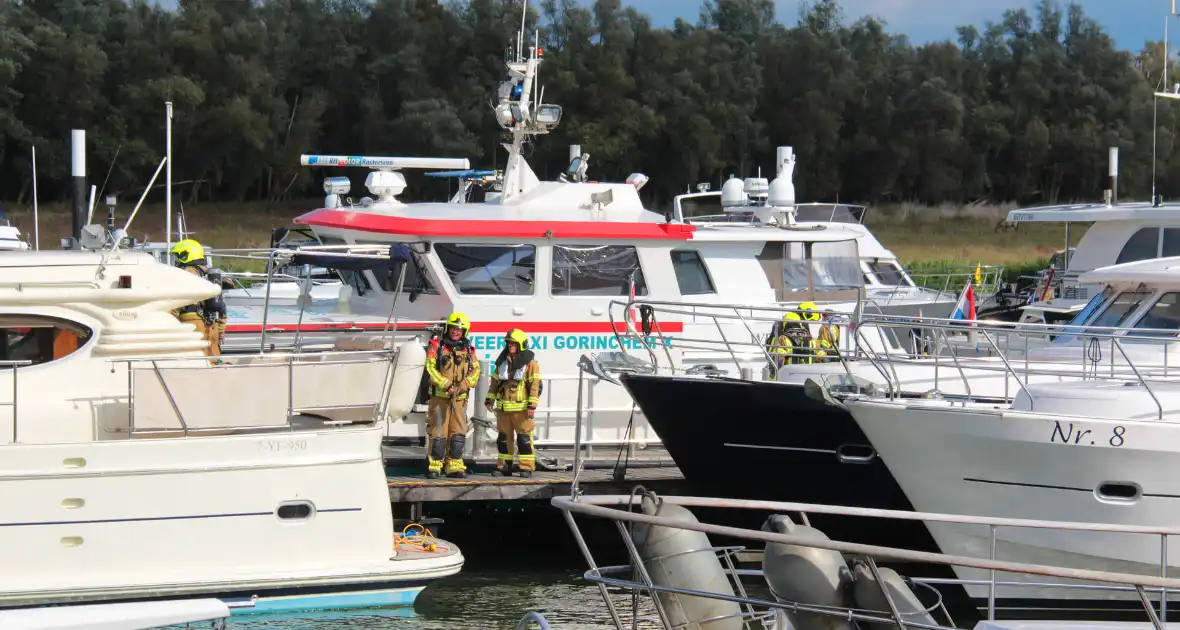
left=619, top=373, right=939, bottom=550
left=0, top=426, right=463, bottom=612
left=847, top=396, right=1180, bottom=609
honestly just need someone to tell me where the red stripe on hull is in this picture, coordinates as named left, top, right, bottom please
left=226, top=321, right=685, bottom=334
left=294, top=209, right=695, bottom=240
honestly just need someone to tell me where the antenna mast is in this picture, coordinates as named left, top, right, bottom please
left=494, top=0, right=563, bottom=203
left=165, top=101, right=173, bottom=250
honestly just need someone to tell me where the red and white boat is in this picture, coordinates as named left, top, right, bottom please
left=221, top=26, right=961, bottom=448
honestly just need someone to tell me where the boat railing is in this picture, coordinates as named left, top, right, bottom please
left=671, top=193, right=870, bottom=225
left=104, top=347, right=406, bottom=438
left=605, top=298, right=862, bottom=379
left=554, top=492, right=1180, bottom=630
left=840, top=313, right=1180, bottom=417
left=886, top=264, right=1005, bottom=305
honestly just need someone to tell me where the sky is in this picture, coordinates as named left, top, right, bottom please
left=626, top=0, right=1174, bottom=51
left=149, top=0, right=1174, bottom=53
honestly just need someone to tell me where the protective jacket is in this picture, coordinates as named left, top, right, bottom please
left=486, top=349, right=541, bottom=412
left=425, top=336, right=481, bottom=399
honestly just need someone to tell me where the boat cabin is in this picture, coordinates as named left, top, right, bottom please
left=1008, top=201, right=1180, bottom=323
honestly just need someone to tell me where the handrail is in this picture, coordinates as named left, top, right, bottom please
left=555, top=494, right=1176, bottom=630
left=0, top=360, right=29, bottom=444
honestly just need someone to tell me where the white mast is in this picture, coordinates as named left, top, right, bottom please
left=495, top=0, right=562, bottom=204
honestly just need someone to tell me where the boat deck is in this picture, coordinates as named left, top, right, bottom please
left=383, top=444, right=685, bottom=502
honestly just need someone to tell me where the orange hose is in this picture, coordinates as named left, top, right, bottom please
left=394, top=522, right=449, bottom=554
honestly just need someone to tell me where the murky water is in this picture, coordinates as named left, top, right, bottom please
left=212, top=570, right=661, bottom=629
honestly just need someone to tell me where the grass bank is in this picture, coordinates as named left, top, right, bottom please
left=2, top=200, right=1079, bottom=271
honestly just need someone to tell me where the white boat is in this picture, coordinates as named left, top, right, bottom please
left=835, top=256, right=1180, bottom=610
left=216, top=9, right=976, bottom=449
left=0, top=598, right=231, bottom=629
left=1006, top=197, right=1180, bottom=324
left=0, top=247, right=462, bottom=613
left=0, top=215, right=30, bottom=251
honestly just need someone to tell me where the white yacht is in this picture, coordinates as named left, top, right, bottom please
left=0, top=248, right=461, bottom=613
left=837, top=256, right=1180, bottom=611
left=1006, top=199, right=1180, bottom=324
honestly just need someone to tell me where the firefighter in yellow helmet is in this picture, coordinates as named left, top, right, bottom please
left=769, top=310, right=833, bottom=366
left=799, top=301, right=839, bottom=361
left=423, top=312, right=481, bottom=478
left=485, top=329, right=542, bottom=477
left=169, top=239, right=228, bottom=356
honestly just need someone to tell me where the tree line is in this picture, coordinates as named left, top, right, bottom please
left=0, top=0, right=1177, bottom=210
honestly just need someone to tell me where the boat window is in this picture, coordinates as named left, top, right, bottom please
left=669, top=250, right=715, bottom=295
left=436, top=243, right=535, bottom=296
left=1087, top=288, right=1154, bottom=330
left=317, top=236, right=372, bottom=295
left=867, top=261, right=909, bottom=287
left=552, top=245, right=648, bottom=297
left=807, top=241, right=863, bottom=291
left=1115, top=228, right=1161, bottom=265
left=354, top=239, right=437, bottom=296
left=1163, top=228, right=1180, bottom=258
left=760, top=240, right=862, bottom=299
left=1128, top=292, right=1180, bottom=338
left=0, top=315, right=92, bottom=366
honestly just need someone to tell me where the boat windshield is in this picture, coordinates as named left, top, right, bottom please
left=865, top=260, right=912, bottom=287
left=1126, top=291, right=1180, bottom=339
left=1051, top=287, right=1110, bottom=344
left=794, top=203, right=867, bottom=224
left=760, top=240, right=862, bottom=299
left=1086, top=287, right=1153, bottom=330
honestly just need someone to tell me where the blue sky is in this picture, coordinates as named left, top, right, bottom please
left=150, top=1, right=1172, bottom=52
left=630, top=0, right=1173, bottom=51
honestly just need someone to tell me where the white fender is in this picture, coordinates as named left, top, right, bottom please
left=762, top=514, right=856, bottom=630
left=384, top=337, right=426, bottom=421
left=629, top=494, right=742, bottom=630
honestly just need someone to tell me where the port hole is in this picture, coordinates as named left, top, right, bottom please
left=1096, top=482, right=1141, bottom=502
left=836, top=443, right=875, bottom=464
left=276, top=501, right=315, bottom=521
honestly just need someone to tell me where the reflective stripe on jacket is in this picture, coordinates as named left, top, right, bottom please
left=769, top=335, right=836, bottom=365
left=486, top=359, right=541, bottom=412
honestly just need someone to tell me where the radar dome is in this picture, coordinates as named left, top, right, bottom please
left=365, top=170, right=407, bottom=202
left=721, top=176, right=747, bottom=208
left=769, top=176, right=795, bottom=207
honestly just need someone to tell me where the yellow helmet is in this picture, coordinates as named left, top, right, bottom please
left=783, top=312, right=802, bottom=321
left=505, top=328, right=529, bottom=349
left=445, top=312, right=471, bottom=335
left=798, top=301, right=820, bottom=321
left=170, top=239, right=205, bottom=265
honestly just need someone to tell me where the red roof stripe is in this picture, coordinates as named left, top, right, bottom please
left=293, top=209, right=695, bottom=240
left=226, top=320, right=684, bottom=334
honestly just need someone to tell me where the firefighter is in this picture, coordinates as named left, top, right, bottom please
left=169, top=239, right=228, bottom=356
left=799, top=301, right=839, bottom=361
left=769, top=311, right=833, bottom=366
left=424, top=312, right=481, bottom=479
left=485, top=329, right=542, bottom=477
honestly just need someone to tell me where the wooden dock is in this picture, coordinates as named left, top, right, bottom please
left=386, top=465, right=685, bottom=502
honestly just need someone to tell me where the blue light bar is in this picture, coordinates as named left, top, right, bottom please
left=424, top=170, right=497, bottom=178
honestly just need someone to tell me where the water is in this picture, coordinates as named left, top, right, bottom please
left=212, top=570, right=661, bottom=629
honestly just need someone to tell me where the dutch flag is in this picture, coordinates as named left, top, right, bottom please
left=951, top=282, right=977, bottom=322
